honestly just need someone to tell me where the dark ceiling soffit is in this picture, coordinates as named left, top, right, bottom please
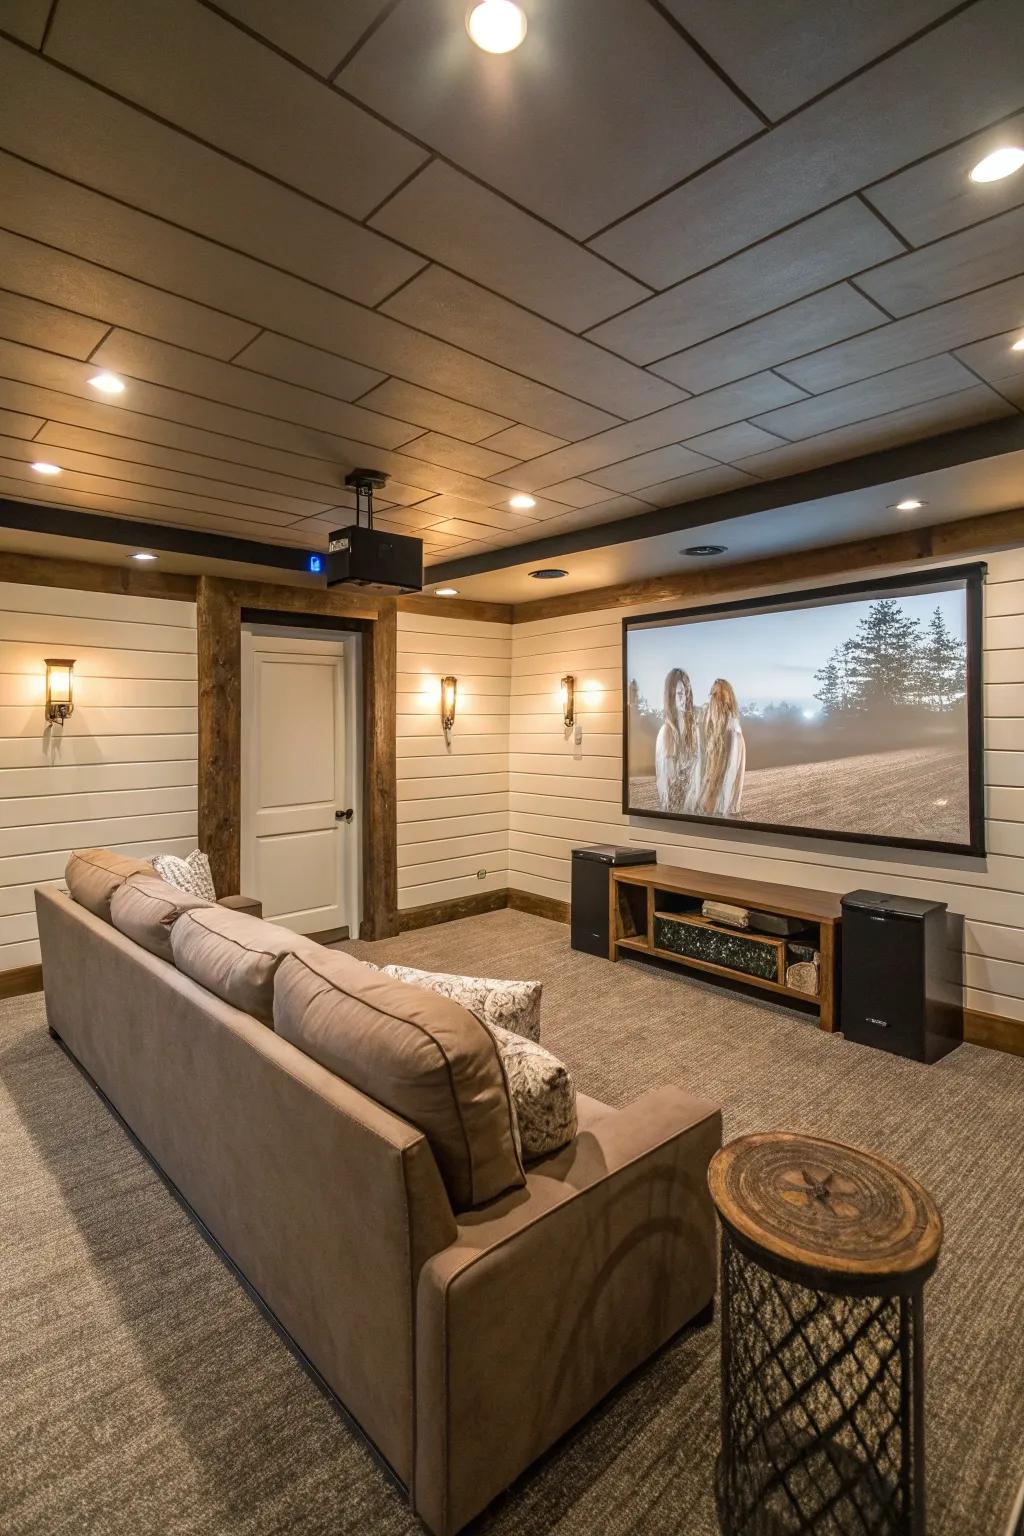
left=427, top=415, right=1024, bottom=581
left=0, top=497, right=321, bottom=573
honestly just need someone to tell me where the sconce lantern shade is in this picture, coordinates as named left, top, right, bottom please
left=441, top=675, right=458, bottom=743
left=561, top=674, right=575, bottom=730
left=45, top=658, right=75, bottom=724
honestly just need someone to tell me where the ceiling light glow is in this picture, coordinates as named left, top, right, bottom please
left=30, top=461, right=61, bottom=475
left=509, top=493, right=536, bottom=510
left=435, top=587, right=460, bottom=597
left=466, top=0, right=527, bottom=53
left=969, top=146, right=1024, bottom=183
left=1012, top=338, right=1024, bottom=352
left=88, top=372, right=125, bottom=395
left=891, top=498, right=925, bottom=512
left=130, top=552, right=158, bottom=561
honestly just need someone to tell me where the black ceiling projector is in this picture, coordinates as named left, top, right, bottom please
left=325, top=470, right=424, bottom=593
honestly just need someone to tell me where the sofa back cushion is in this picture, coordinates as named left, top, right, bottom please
left=275, top=948, right=525, bottom=1211
left=171, top=905, right=316, bottom=1026
left=110, top=874, right=213, bottom=962
left=66, top=847, right=154, bottom=922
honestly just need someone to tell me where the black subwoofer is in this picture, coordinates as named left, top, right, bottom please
left=840, top=890, right=962, bottom=1062
left=571, top=846, right=656, bottom=958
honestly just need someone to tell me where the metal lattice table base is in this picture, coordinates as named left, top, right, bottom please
left=716, top=1229, right=923, bottom=1536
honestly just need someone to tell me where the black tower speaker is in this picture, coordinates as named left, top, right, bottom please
left=840, top=890, right=962, bottom=1063
left=571, top=846, right=656, bottom=957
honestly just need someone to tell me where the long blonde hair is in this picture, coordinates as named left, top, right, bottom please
left=701, top=678, right=739, bottom=814
left=663, top=667, right=695, bottom=757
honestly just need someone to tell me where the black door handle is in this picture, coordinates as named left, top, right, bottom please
left=335, top=808, right=354, bottom=822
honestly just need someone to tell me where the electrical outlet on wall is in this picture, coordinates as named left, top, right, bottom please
left=476, top=869, right=487, bottom=879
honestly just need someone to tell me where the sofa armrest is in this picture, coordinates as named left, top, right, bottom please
left=413, top=1086, right=721, bottom=1535
left=217, top=893, right=263, bottom=919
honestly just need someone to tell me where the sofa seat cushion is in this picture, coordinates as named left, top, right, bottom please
left=375, top=963, right=542, bottom=1043
left=171, top=906, right=316, bottom=1026
left=66, top=847, right=155, bottom=922
left=275, top=948, right=525, bottom=1211
left=490, top=1024, right=577, bottom=1159
left=110, top=874, right=213, bottom=962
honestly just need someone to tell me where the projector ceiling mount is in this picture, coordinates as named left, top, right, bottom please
left=344, top=468, right=388, bottom=530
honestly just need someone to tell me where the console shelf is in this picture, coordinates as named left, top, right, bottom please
left=609, top=864, right=841, bottom=1031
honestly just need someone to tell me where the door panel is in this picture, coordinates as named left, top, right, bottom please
left=242, top=632, right=358, bottom=936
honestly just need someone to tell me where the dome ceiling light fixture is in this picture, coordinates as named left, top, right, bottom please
left=509, top=493, right=536, bottom=510
left=466, top=0, right=527, bottom=54
left=529, top=568, right=568, bottom=579
left=968, top=146, right=1024, bottom=183
left=682, top=544, right=727, bottom=557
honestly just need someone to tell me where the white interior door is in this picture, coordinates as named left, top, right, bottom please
left=241, top=630, right=360, bottom=936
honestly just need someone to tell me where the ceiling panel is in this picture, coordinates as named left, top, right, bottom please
left=46, top=0, right=425, bottom=220
left=0, top=290, right=108, bottom=361
left=864, top=112, right=1024, bottom=247
left=534, top=479, right=617, bottom=509
left=588, top=200, right=901, bottom=363
left=0, top=406, right=45, bottom=439
left=752, top=353, right=983, bottom=440
left=339, top=0, right=759, bottom=239
left=592, top=0, right=1024, bottom=286
left=230, top=330, right=385, bottom=403
left=683, top=422, right=786, bottom=462
left=740, top=384, right=1013, bottom=478
left=353, top=379, right=511, bottom=443
left=777, top=275, right=1024, bottom=394
left=650, top=285, right=888, bottom=394
left=0, top=152, right=618, bottom=440
left=369, top=160, right=650, bottom=331
left=391, top=432, right=517, bottom=479
left=405, top=496, right=538, bottom=532
left=211, top=0, right=390, bottom=74
left=0, top=0, right=51, bottom=46
left=495, top=373, right=805, bottom=491
left=0, top=228, right=259, bottom=361
left=587, top=444, right=720, bottom=495
left=90, top=330, right=420, bottom=451
left=855, top=205, right=1024, bottom=316
left=479, top=424, right=566, bottom=459
left=0, top=41, right=421, bottom=308
left=954, top=330, right=1024, bottom=389
left=665, top=0, right=956, bottom=121
left=382, top=266, right=684, bottom=420
left=636, top=465, right=758, bottom=508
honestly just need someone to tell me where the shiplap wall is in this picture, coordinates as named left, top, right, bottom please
left=0, top=581, right=198, bottom=971
left=396, top=609, right=511, bottom=911
left=509, top=549, right=1024, bottom=1023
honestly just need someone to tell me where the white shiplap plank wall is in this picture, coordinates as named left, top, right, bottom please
left=0, top=582, right=198, bottom=970
left=509, top=550, right=1024, bottom=1022
left=397, top=610, right=511, bottom=910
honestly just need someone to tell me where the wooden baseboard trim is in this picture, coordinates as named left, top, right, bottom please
left=397, top=889, right=508, bottom=931
left=964, top=1007, right=1024, bottom=1057
left=0, top=964, right=43, bottom=1000
left=507, top=889, right=570, bottom=924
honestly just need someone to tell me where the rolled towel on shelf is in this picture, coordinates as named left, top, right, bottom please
left=702, top=900, right=750, bottom=929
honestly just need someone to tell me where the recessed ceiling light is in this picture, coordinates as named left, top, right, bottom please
left=88, top=371, right=125, bottom=395
left=509, top=493, right=536, bottom=510
left=130, top=552, right=157, bottom=561
left=969, top=146, right=1024, bottom=183
left=529, top=568, right=568, bottom=580
left=890, top=498, right=926, bottom=512
left=466, top=0, right=527, bottom=53
left=682, top=544, right=727, bottom=557
left=434, top=586, right=459, bottom=597
left=1012, top=338, right=1024, bottom=352
left=30, top=461, right=61, bottom=475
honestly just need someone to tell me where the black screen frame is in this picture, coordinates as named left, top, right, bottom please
left=621, top=562, right=986, bottom=858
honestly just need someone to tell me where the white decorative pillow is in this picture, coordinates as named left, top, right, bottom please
left=490, top=1024, right=577, bottom=1159
left=377, top=963, right=542, bottom=1043
left=151, top=849, right=217, bottom=903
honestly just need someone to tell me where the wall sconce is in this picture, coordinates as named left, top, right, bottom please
left=441, top=675, right=457, bottom=744
left=45, top=658, right=75, bottom=725
left=561, top=674, right=575, bottom=730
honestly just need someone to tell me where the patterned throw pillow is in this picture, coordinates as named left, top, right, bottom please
left=151, top=849, right=217, bottom=903
left=378, top=963, right=542, bottom=1043
left=489, top=1024, right=577, bottom=1159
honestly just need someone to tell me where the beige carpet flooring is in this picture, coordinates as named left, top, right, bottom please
left=2, top=908, right=1023, bottom=1534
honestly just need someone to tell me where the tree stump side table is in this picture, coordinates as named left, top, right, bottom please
left=708, top=1133, right=943, bottom=1536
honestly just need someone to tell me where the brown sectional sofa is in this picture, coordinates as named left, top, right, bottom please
left=35, top=871, right=721, bottom=1536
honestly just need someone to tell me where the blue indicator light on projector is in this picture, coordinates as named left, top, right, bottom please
left=308, top=554, right=323, bottom=574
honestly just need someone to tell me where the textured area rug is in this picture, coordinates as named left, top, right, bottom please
left=2, top=909, right=1022, bottom=1534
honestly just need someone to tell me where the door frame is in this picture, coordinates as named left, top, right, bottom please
left=240, top=624, right=363, bottom=939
